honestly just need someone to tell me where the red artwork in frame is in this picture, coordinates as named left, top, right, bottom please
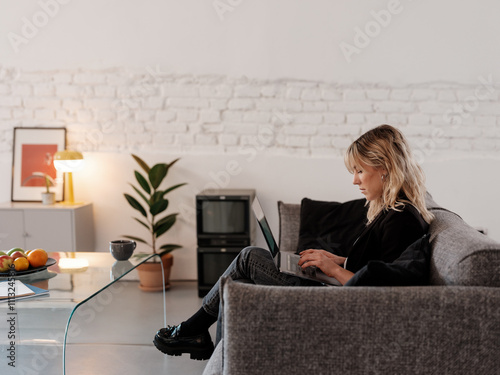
left=11, top=127, right=66, bottom=202
left=20, top=144, right=58, bottom=187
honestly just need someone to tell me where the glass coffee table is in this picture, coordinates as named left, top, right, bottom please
left=0, top=252, right=167, bottom=375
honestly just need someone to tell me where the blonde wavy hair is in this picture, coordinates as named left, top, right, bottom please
left=344, top=125, right=434, bottom=224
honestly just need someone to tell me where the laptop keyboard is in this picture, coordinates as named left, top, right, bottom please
left=287, top=254, right=318, bottom=276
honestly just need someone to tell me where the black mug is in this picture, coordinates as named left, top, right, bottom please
left=109, top=240, right=136, bottom=261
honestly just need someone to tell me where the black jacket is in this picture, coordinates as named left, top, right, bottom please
left=345, top=204, right=429, bottom=273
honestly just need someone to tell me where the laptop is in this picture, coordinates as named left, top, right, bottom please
left=251, top=197, right=341, bottom=286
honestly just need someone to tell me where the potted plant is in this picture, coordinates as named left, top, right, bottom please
left=41, top=174, right=55, bottom=205
left=123, top=154, right=187, bottom=291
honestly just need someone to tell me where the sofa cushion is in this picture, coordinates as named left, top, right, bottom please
left=296, top=198, right=367, bottom=256
left=429, top=209, right=500, bottom=287
left=345, top=234, right=431, bottom=286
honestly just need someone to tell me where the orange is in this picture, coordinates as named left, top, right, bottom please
left=27, top=249, right=48, bottom=268
left=14, top=257, right=30, bottom=271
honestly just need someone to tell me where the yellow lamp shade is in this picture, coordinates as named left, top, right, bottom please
left=54, top=150, right=84, bottom=172
left=53, top=150, right=84, bottom=204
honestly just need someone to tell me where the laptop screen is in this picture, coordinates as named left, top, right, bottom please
left=251, top=197, right=280, bottom=257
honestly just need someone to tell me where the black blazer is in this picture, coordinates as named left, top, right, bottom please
left=345, top=204, right=429, bottom=273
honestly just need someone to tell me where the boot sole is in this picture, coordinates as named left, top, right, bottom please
left=153, top=336, right=214, bottom=360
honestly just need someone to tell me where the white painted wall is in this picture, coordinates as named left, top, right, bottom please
left=1, top=0, right=500, bottom=84
left=1, top=0, right=500, bottom=280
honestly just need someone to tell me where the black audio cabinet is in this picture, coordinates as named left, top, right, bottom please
left=196, top=189, right=255, bottom=297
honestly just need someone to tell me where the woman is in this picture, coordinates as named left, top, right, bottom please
left=153, top=124, right=434, bottom=360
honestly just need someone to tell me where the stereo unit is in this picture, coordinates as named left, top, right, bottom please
left=196, top=189, right=255, bottom=248
left=196, top=189, right=256, bottom=297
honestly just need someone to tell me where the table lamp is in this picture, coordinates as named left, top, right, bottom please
left=54, top=150, right=84, bottom=205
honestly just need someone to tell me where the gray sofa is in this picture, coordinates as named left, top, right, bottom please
left=203, top=195, right=500, bottom=375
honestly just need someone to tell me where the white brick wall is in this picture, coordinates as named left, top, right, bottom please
left=1, top=66, right=499, bottom=159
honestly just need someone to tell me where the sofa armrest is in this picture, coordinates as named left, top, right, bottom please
left=222, top=281, right=500, bottom=375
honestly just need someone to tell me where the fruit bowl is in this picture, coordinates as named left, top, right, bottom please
left=0, top=258, right=57, bottom=276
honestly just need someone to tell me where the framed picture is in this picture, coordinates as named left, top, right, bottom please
left=11, top=127, right=67, bottom=202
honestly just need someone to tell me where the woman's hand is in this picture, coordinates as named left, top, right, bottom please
left=298, top=249, right=341, bottom=277
left=299, top=249, right=346, bottom=267
left=298, top=249, right=353, bottom=285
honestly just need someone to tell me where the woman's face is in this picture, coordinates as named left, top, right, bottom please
left=351, top=161, right=386, bottom=201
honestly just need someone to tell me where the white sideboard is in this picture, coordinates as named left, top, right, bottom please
left=0, top=202, right=95, bottom=252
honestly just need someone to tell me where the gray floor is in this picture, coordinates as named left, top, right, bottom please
left=1, top=281, right=214, bottom=375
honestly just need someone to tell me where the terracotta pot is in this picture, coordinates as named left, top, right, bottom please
left=136, top=253, right=173, bottom=292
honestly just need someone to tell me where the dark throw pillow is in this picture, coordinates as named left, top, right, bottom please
left=345, top=234, right=431, bottom=287
left=296, top=198, right=367, bottom=256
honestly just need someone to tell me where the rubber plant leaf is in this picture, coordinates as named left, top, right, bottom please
left=150, top=191, right=165, bottom=206
left=135, top=171, right=151, bottom=195
left=167, top=158, right=181, bottom=169
left=132, top=154, right=150, bottom=174
left=150, top=199, right=168, bottom=216
left=159, top=244, right=182, bottom=255
left=163, top=158, right=181, bottom=178
left=129, top=183, right=150, bottom=206
left=149, top=163, right=168, bottom=190
left=162, top=183, right=187, bottom=197
left=124, top=194, right=147, bottom=218
left=154, top=214, right=177, bottom=237
left=133, top=217, right=150, bottom=230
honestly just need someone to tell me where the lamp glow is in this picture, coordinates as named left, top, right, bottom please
left=58, top=258, right=89, bottom=272
left=54, top=150, right=84, bottom=205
